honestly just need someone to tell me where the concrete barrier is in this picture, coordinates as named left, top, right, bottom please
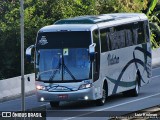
left=0, top=73, right=35, bottom=102
left=0, top=48, right=160, bottom=102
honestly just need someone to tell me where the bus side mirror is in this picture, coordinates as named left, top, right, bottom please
left=89, top=43, right=96, bottom=61
left=26, top=45, right=35, bottom=63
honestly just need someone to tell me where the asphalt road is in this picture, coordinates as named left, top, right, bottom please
left=0, top=67, right=160, bottom=120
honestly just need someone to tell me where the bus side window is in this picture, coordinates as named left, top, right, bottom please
left=108, top=27, right=116, bottom=50
left=100, top=29, right=110, bottom=52
left=93, top=30, right=100, bottom=53
left=92, top=30, right=100, bottom=81
left=125, top=24, right=133, bottom=47
left=115, top=25, right=126, bottom=48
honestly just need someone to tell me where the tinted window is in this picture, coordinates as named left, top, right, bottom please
left=100, top=29, right=110, bottom=52
left=99, top=21, right=147, bottom=51
left=125, top=24, right=134, bottom=46
left=93, top=30, right=100, bottom=53
left=100, top=29, right=107, bottom=52
left=92, top=30, right=100, bottom=81
left=107, top=26, right=126, bottom=50
left=36, top=31, right=91, bottom=49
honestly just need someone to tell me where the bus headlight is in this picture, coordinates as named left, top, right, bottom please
left=79, top=83, right=92, bottom=90
left=36, top=85, right=46, bottom=90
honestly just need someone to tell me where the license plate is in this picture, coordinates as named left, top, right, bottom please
left=58, top=94, right=68, bottom=99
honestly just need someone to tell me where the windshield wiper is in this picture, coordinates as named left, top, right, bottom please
left=49, top=54, right=77, bottom=81
left=62, top=63, right=77, bottom=80
left=49, top=62, right=61, bottom=81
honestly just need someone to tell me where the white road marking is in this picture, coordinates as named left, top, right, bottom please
left=152, top=74, right=160, bottom=79
left=63, top=92, right=160, bottom=120
left=152, top=67, right=160, bottom=70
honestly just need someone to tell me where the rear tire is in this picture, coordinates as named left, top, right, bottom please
left=130, top=76, right=140, bottom=97
left=96, top=86, right=107, bottom=106
left=123, top=75, right=140, bottom=97
left=50, top=101, right=60, bottom=108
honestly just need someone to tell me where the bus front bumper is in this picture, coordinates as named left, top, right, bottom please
left=36, top=88, right=95, bottom=102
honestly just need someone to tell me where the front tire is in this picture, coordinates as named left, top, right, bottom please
left=50, top=101, right=60, bottom=108
left=96, top=86, right=107, bottom=106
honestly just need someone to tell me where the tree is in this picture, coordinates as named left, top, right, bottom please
left=96, top=0, right=148, bottom=14
left=0, top=0, right=98, bottom=79
left=146, top=0, right=160, bottom=48
left=0, top=0, right=159, bottom=79
left=0, top=1, right=21, bottom=78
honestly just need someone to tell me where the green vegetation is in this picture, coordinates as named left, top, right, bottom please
left=0, top=0, right=159, bottom=79
left=147, top=0, right=160, bottom=48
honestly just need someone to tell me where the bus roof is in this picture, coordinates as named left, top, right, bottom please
left=54, top=13, right=147, bottom=24
left=39, top=13, right=148, bottom=32
left=39, top=24, right=96, bottom=32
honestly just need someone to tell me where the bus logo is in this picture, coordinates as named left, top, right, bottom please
left=107, top=53, right=119, bottom=65
left=39, top=36, right=48, bottom=45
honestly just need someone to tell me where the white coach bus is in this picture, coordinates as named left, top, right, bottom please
left=26, top=13, right=151, bottom=107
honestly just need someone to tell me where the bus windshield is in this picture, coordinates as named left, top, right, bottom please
left=36, top=48, right=91, bottom=81
left=35, top=31, right=91, bottom=82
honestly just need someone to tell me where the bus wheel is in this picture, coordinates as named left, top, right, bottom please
left=50, top=101, right=60, bottom=108
left=123, top=75, right=140, bottom=97
left=130, top=76, right=140, bottom=97
left=96, top=86, right=107, bottom=106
